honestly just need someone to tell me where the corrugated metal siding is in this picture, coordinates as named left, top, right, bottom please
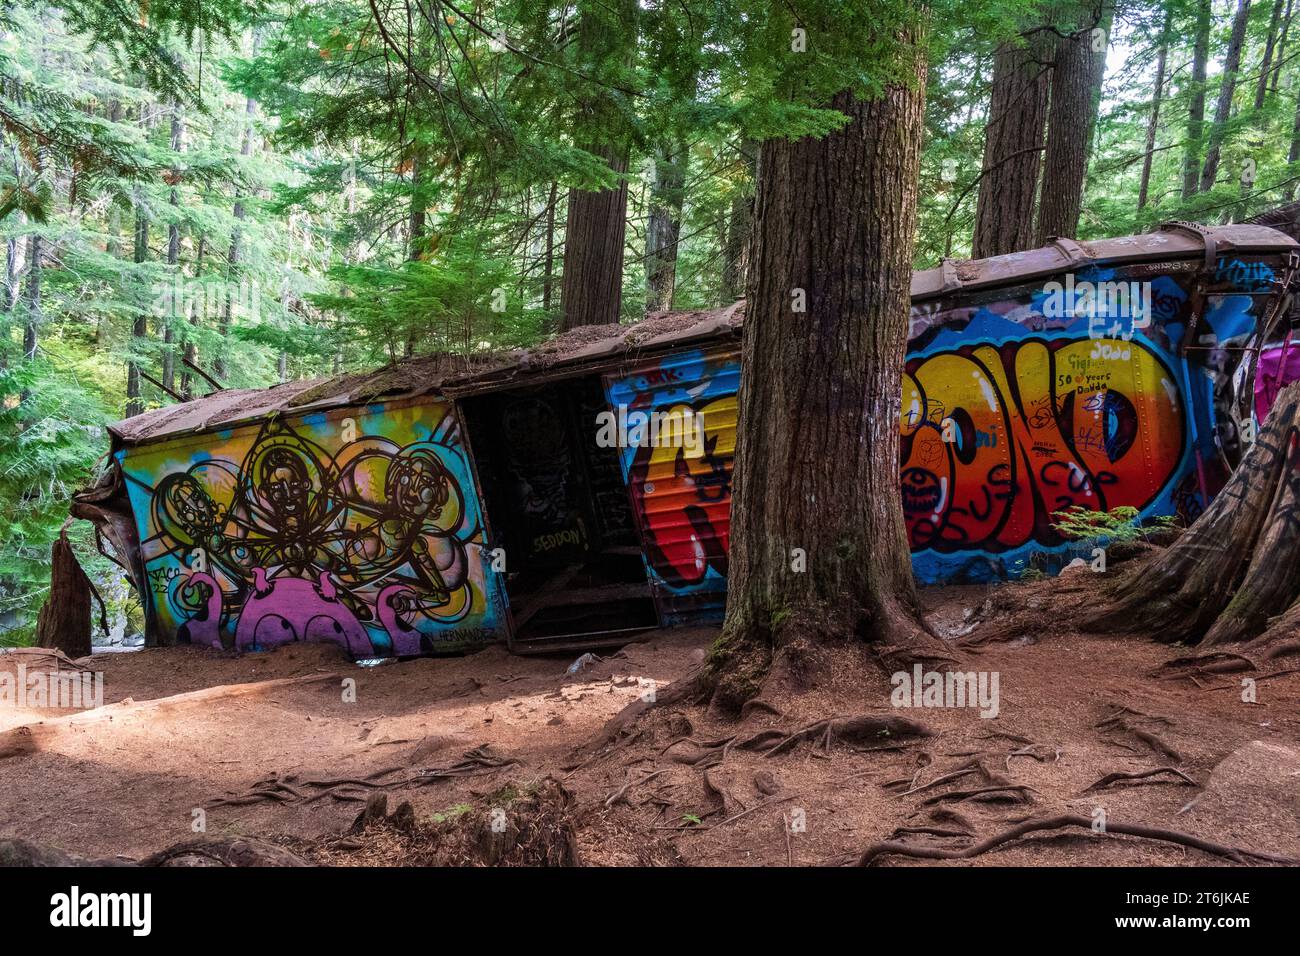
left=604, top=349, right=741, bottom=626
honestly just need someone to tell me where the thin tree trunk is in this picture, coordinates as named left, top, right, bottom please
left=722, top=140, right=757, bottom=302
left=542, top=181, right=558, bottom=315
left=21, top=231, right=40, bottom=361
left=645, top=142, right=688, bottom=313
left=1271, top=0, right=1293, bottom=92
left=1287, top=72, right=1300, bottom=201
left=404, top=146, right=426, bottom=357
left=1255, top=0, right=1285, bottom=110
left=710, top=46, right=943, bottom=708
left=125, top=193, right=150, bottom=418
left=1183, top=0, right=1212, bottom=199
left=972, top=33, right=1051, bottom=257
left=1199, top=0, right=1253, bottom=194
left=181, top=236, right=206, bottom=400
left=216, top=94, right=256, bottom=383
left=1138, top=10, right=1172, bottom=211
left=163, top=101, right=183, bottom=393
left=3, top=198, right=21, bottom=318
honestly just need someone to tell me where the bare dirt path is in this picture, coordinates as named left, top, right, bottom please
left=1, top=585, right=1297, bottom=866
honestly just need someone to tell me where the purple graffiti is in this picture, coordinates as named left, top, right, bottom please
left=234, top=568, right=376, bottom=658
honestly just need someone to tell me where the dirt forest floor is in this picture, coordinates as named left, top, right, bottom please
left=1, top=582, right=1298, bottom=867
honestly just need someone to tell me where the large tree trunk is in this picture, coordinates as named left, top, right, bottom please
left=1182, top=0, right=1212, bottom=200
left=558, top=0, right=637, bottom=332
left=1137, top=9, right=1171, bottom=211
left=708, top=59, right=945, bottom=709
left=1199, top=0, right=1253, bottom=194
left=560, top=146, right=629, bottom=331
left=971, top=33, right=1050, bottom=258
left=1083, top=380, right=1300, bottom=657
left=1035, top=5, right=1108, bottom=245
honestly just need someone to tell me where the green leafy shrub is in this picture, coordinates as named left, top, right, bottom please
left=1050, top=506, right=1179, bottom=546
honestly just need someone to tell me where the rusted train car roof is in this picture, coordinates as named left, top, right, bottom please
left=109, top=222, right=1297, bottom=448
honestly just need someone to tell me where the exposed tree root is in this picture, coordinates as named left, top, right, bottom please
left=1005, top=744, right=1061, bottom=769
left=890, top=760, right=986, bottom=798
left=700, top=767, right=741, bottom=817
left=704, top=592, right=960, bottom=715
left=206, top=746, right=517, bottom=809
left=141, top=838, right=311, bottom=867
left=1081, top=767, right=1197, bottom=793
left=856, top=813, right=1299, bottom=866
left=734, top=714, right=933, bottom=758
left=604, top=769, right=668, bottom=809
left=919, top=784, right=1036, bottom=806
left=1096, top=713, right=1182, bottom=763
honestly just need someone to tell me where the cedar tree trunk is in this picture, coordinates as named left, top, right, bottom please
left=972, top=33, right=1051, bottom=258
left=1036, top=5, right=1108, bottom=244
left=558, top=0, right=637, bottom=332
left=708, top=65, right=948, bottom=709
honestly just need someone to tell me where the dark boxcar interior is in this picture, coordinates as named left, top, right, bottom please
left=459, top=375, right=660, bottom=651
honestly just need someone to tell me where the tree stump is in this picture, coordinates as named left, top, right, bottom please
left=35, top=528, right=92, bottom=659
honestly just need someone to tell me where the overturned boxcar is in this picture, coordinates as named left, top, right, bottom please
left=74, top=223, right=1300, bottom=657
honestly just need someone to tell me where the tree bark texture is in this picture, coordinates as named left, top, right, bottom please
left=645, top=143, right=688, bottom=313
left=972, top=34, right=1051, bottom=258
left=1036, top=7, right=1107, bottom=244
left=558, top=0, right=637, bottom=332
left=712, top=63, right=938, bottom=706
left=35, top=529, right=93, bottom=659
left=1183, top=0, right=1212, bottom=199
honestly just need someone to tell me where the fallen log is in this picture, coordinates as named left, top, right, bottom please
left=0, top=672, right=342, bottom=760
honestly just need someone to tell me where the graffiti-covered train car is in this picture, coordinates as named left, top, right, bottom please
left=113, top=394, right=509, bottom=656
left=81, top=223, right=1297, bottom=657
